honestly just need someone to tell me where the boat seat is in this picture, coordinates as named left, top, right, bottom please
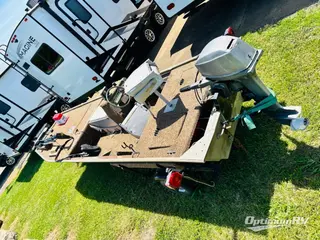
left=120, top=103, right=150, bottom=138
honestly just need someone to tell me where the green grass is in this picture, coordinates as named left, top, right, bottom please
left=1, top=4, right=320, bottom=240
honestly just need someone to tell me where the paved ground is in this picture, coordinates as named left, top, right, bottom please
left=0, top=166, right=12, bottom=192
left=0, top=167, right=5, bottom=176
left=150, top=0, right=317, bottom=70
left=0, top=154, right=30, bottom=194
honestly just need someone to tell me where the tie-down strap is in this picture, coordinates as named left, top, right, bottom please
left=231, top=89, right=277, bottom=130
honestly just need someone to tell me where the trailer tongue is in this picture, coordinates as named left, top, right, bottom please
left=36, top=32, right=308, bottom=192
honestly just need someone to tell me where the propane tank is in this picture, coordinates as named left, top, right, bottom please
left=53, top=111, right=69, bottom=125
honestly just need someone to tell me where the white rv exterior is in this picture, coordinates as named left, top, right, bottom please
left=0, top=60, right=56, bottom=165
left=154, top=0, right=197, bottom=18
left=6, top=17, right=103, bottom=103
left=47, top=0, right=152, bottom=55
left=5, top=0, right=165, bottom=104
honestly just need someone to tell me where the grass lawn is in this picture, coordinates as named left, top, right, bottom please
left=1, top=4, right=320, bottom=240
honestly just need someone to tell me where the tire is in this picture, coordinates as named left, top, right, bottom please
left=6, top=156, right=16, bottom=166
left=154, top=11, right=166, bottom=27
left=143, top=27, right=156, bottom=43
left=60, top=104, right=71, bottom=112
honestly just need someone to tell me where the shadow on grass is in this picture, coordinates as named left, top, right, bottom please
left=75, top=114, right=319, bottom=235
left=169, top=0, right=318, bottom=56
left=16, top=152, right=43, bottom=183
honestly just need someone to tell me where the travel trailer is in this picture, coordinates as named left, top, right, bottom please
left=5, top=0, right=168, bottom=105
left=0, top=56, right=56, bottom=167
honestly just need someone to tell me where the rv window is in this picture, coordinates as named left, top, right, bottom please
left=31, top=44, right=64, bottom=75
left=21, top=76, right=41, bottom=92
left=0, top=100, right=11, bottom=115
left=65, top=0, right=92, bottom=23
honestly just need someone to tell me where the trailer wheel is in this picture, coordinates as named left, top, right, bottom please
left=154, top=11, right=166, bottom=26
left=6, top=156, right=16, bottom=166
left=60, top=104, right=71, bottom=112
left=144, top=28, right=156, bottom=43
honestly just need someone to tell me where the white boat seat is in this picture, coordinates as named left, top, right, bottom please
left=120, top=103, right=150, bottom=138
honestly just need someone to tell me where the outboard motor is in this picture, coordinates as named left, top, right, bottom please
left=183, top=35, right=308, bottom=130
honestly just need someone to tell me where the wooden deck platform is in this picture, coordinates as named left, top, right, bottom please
left=36, top=96, right=104, bottom=161
left=97, top=134, right=139, bottom=157
left=136, top=61, right=202, bottom=158
left=36, top=60, right=233, bottom=164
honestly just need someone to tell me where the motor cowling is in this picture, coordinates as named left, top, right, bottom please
left=194, top=35, right=308, bottom=130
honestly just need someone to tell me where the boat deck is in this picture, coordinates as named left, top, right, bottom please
left=36, top=96, right=104, bottom=161
left=97, top=134, right=139, bottom=157
left=136, top=62, right=202, bottom=158
left=36, top=60, right=203, bottom=162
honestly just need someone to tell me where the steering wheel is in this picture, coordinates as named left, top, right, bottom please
left=104, top=85, right=131, bottom=108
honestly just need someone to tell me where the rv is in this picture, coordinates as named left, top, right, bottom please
left=154, top=0, right=205, bottom=18
left=4, top=0, right=168, bottom=105
left=0, top=56, right=56, bottom=167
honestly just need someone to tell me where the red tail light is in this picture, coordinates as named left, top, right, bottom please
left=224, top=27, right=235, bottom=36
left=167, top=3, right=175, bottom=10
left=92, top=76, right=98, bottom=81
left=165, top=171, right=183, bottom=189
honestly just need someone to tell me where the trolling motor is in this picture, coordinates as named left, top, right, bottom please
left=181, top=31, right=309, bottom=130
